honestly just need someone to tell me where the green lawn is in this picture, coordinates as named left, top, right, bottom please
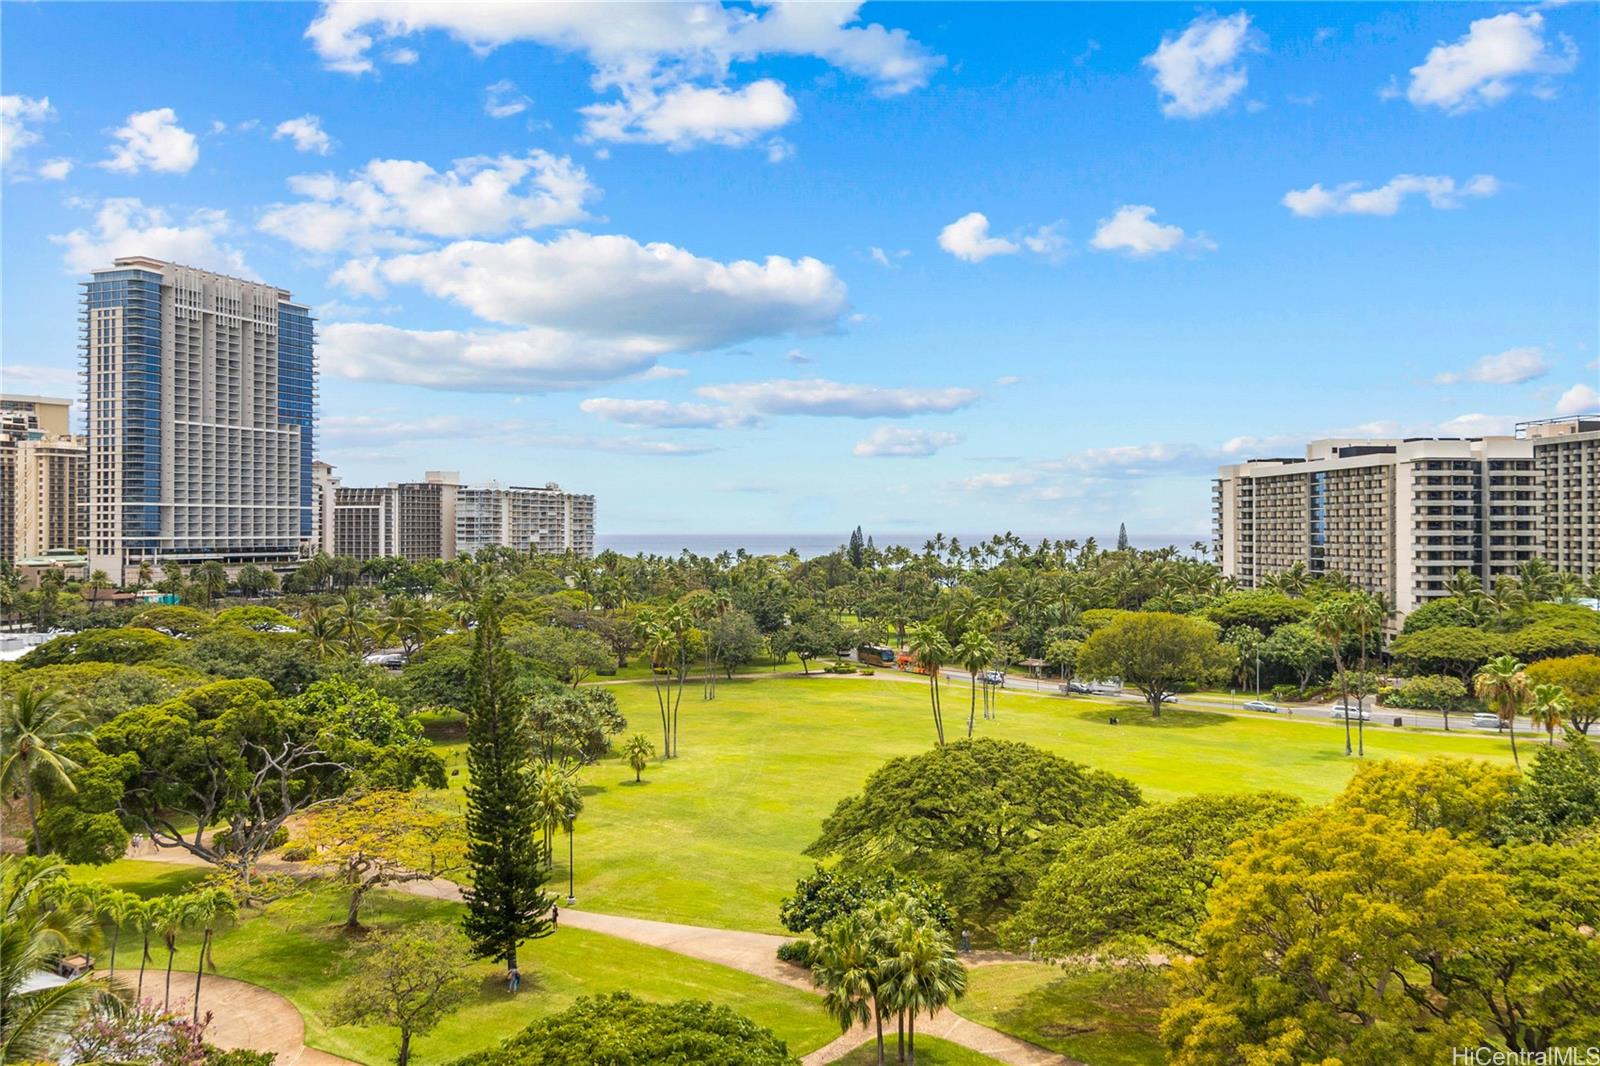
left=834, top=1035, right=999, bottom=1064
left=72, top=861, right=837, bottom=1066
left=464, top=674, right=1514, bottom=933
left=955, top=963, right=1165, bottom=1066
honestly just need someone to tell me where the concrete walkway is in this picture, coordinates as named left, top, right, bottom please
left=127, top=849, right=1071, bottom=1065
left=112, top=971, right=354, bottom=1066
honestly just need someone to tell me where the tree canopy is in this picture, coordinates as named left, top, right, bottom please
left=806, top=739, right=1141, bottom=925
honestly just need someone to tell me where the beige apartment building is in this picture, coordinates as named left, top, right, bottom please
left=1524, top=416, right=1600, bottom=577
left=332, top=471, right=459, bottom=562
left=1214, top=431, right=1550, bottom=619
left=1, top=395, right=87, bottom=563
left=456, top=481, right=596, bottom=557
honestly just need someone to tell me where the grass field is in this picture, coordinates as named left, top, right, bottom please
left=835, top=1035, right=999, bottom=1064
left=436, top=673, right=1514, bottom=933
left=71, top=861, right=838, bottom=1066
left=955, top=963, right=1165, bottom=1066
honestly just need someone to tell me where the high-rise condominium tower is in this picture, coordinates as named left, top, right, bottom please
left=82, top=257, right=314, bottom=583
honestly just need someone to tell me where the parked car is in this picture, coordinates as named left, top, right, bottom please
left=1243, top=700, right=1281, bottom=713
left=1066, top=681, right=1095, bottom=694
left=1158, top=693, right=1180, bottom=703
left=982, top=670, right=1005, bottom=686
left=1329, top=704, right=1372, bottom=721
left=1471, top=712, right=1504, bottom=730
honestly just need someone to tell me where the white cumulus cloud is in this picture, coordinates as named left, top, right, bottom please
left=319, top=322, right=664, bottom=392
left=258, top=151, right=595, bottom=254
left=1434, top=347, right=1549, bottom=386
left=1089, top=205, right=1213, bottom=257
left=305, top=2, right=940, bottom=154
left=581, top=79, right=796, bottom=150
left=579, top=397, right=757, bottom=430
left=51, top=198, right=250, bottom=276
left=1406, top=12, right=1578, bottom=113
left=1, top=94, right=54, bottom=168
left=1556, top=383, right=1600, bottom=417
left=273, top=114, right=333, bottom=154
left=853, top=427, right=962, bottom=457
left=696, top=378, right=977, bottom=418
left=484, top=80, right=532, bottom=119
left=371, top=231, right=847, bottom=344
left=1283, top=173, right=1500, bottom=217
left=1144, top=12, right=1259, bottom=118
left=36, top=158, right=73, bottom=181
left=938, top=212, right=1018, bottom=262
left=100, top=108, right=199, bottom=174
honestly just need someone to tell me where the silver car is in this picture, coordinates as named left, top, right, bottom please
left=1329, top=705, right=1372, bottom=722
left=1243, top=700, right=1281, bottom=713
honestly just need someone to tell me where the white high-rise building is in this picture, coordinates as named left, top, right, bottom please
left=1214, top=434, right=1545, bottom=619
left=456, top=482, right=595, bottom=556
left=83, top=257, right=315, bottom=583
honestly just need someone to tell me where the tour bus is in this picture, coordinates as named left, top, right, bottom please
left=857, top=644, right=897, bottom=667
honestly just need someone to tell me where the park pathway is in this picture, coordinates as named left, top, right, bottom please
left=127, top=848, right=1074, bottom=1065
left=111, top=971, right=354, bottom=1066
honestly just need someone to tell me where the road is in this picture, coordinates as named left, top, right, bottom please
left=869, top=660, right=1534, bottom=739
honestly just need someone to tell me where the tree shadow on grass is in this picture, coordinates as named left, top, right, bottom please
left=1067, top=707, right=1229, bottom=730
left=617, top=779, right=652, bottom=788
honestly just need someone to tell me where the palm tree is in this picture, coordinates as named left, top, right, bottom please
left=955, top=629, right=996, bottom=739
left=90, top=888, right=140, bottom=986
left=153, top=894, right=193, bottom=1010
left=186, top=887, right=236, bottom=1022
left=531, top=763, right=582, bottom=871
left=907, top=624, right=951, bottom=746
left=129, top=896, right=158, bottom=1002
left=1530, top=683, right=1570, bottom=745
left=136, top=559, right=155, bottom=589
left=86, top=569, right=112, bottom=609
left=882, top=914, right=966, bottom=1066
left=1, top=685, right=86, bottom=855
left=1310, top=597, right=1354, bottom=756
left=622, top=734, right=655, bottom=783
left=1475, top=654, right=1532, bottom=768
left=1, top=857, right=106, bottom=1062
left=193, top=560, right=229, bottom=606
left=811, top=913, right=880, bottom=1065
left=299, top=603, right=344, bottom=658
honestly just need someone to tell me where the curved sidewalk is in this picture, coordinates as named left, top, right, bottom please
left=129, top=850, right=1075, bottom=1066
left=113, top=971, right=354, bottom=1066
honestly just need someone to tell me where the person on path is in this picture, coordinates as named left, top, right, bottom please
left=552, top=904, right=559, bottom=929
left=508, top=967, right=521, bottom=994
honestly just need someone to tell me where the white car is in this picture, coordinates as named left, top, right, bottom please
left=1470, top=712, right=1504, bottom=730
left=1329, top=705, right=1372, bottom=722
left=1243, top=700, right=1281, bottom=713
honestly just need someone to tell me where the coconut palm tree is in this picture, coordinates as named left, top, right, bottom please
left=1475, top=654, right=1532, bottom=768
left=153, top=894, right=193, bottom=1010
left=1530, top=683, right=1570, bottom=745
left=91, top=888, right=140, bottom=985
left=907, top=624, right=951, bottom=747
left=882, top=914, right=966, bottom=1066
left=186, top=887, right=236, bottom=1022
left=136, top=559, right=155, bottom=589
left=1, top=685, right=86, bottom=855
left=531, top=763, right=582, bottom=871
left=1310, top=597, right=1355, bottom=757
left=192, top=560, right=229, bottom=606
left=129, top=896, right=158, bottom=1003
left=955, top=629, right=996, bottom=739
left=0, top=857, right=106, bottom=1062
left=811, top=913, right=880, bottom=1065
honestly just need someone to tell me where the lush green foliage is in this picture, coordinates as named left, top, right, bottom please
left=807, top=739, right=1141, bottom=926
left=452, top=991, right=798, bottom=1066
left=1077, top=612, right=1231, bottom=715
left=1003, top=792, right=1301, bottom=958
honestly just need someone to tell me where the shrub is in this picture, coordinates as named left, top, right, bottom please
left=1380, top=675, right=1472, bottom=711
left=775, top=939, right=815, bottom=966
left=452, top=991, right=796, bottom=1066
left=280, top=844, right=315, bottom=862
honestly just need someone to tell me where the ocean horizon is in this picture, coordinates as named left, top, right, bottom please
left=594, top=531, right=1210, bottom=560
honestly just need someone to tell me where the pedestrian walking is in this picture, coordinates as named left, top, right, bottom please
left=551, top=904, right=559, bottom=929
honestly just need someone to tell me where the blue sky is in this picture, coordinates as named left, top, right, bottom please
left=3, top=2, right=1597, bottom=541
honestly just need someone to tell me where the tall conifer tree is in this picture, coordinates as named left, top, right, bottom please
left=461, top=593, right=551, bottom=972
